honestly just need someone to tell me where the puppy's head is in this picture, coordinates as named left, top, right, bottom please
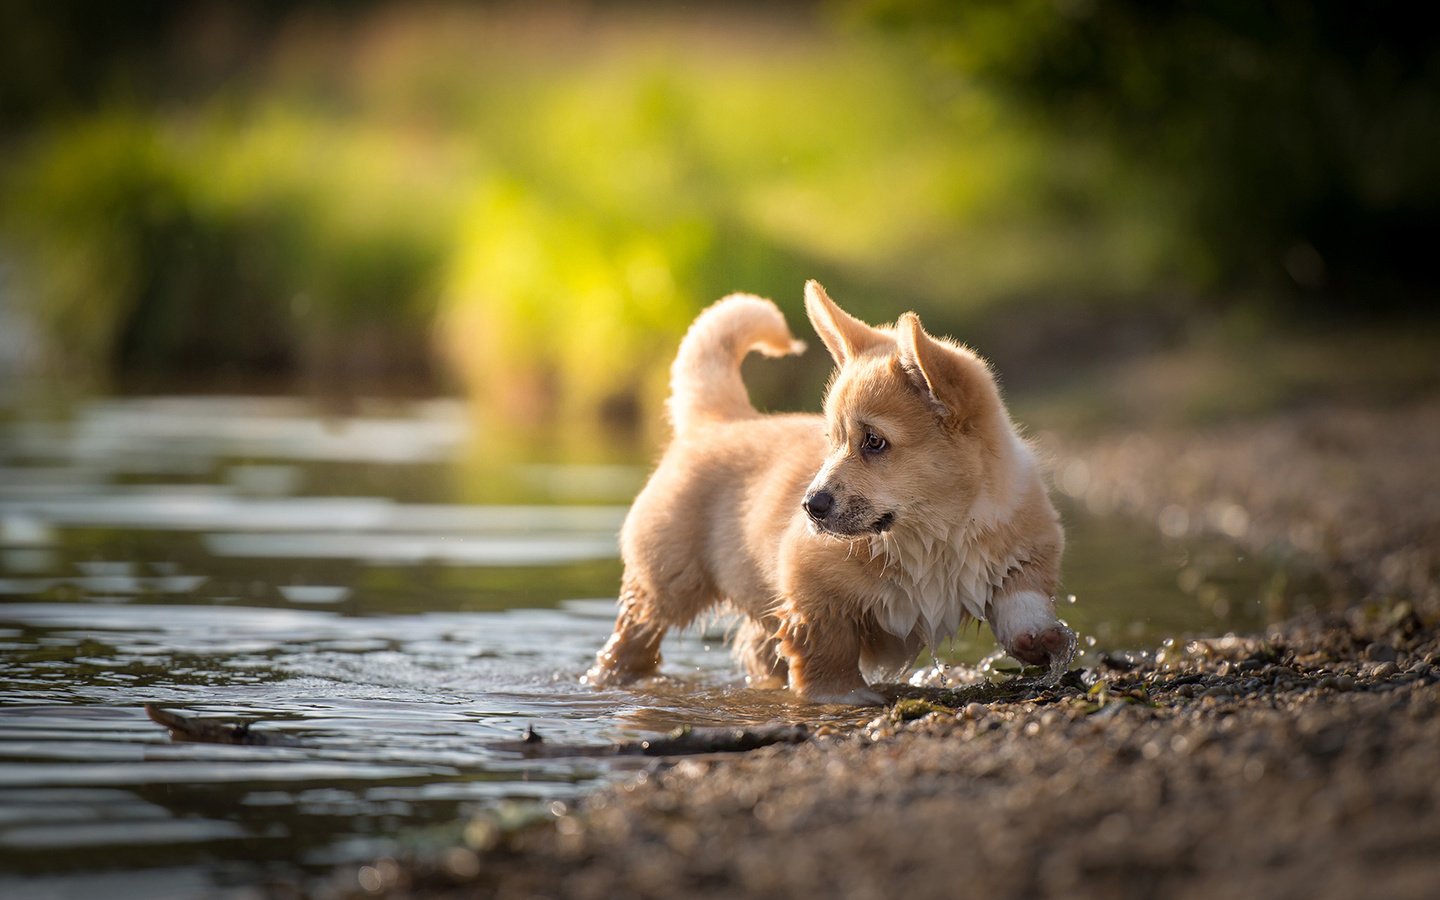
left=800, top=280, right=1016, bottom=538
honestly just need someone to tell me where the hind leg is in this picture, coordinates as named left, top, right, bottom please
left=733, top=615, right=788, bottom=688
left=585, top=576, right=667, bottom=685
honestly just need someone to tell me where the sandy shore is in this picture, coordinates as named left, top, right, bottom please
left=328, top=393, right=1440, bottom=900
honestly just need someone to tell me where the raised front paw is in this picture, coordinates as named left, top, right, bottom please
left=989, top=589, right=1075, bottom=668
left=1007, top=625, right=1075, bottom=666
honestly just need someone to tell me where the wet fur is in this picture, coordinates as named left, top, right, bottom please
left=587, top=283, right=1068, bottom=704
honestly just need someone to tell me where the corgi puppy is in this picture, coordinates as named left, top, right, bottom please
left=586, top=281, right=1070, bottom=704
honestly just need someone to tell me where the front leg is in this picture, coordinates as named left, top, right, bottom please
left=776, top=600, right=884, bottom=706
left=988, top=589, right=1074, bottom=667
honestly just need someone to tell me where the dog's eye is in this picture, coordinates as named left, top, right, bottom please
left=861, top=432, right=888, bottom=454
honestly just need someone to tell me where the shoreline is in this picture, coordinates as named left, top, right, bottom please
left=327, top=392, right=1440, bottom=899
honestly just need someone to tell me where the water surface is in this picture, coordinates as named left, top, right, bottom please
left=0, top=394, right=1291, bottom=895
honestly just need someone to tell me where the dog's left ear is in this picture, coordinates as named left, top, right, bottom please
left=896, top=312, right=991, bottom=425
left=805, top=280, right=889, bottom=366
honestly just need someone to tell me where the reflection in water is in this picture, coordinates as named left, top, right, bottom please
left=0, top=395, right=1292, bottom=892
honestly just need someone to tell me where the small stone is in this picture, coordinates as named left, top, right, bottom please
left=1364, top=643, right=1398, bottom=663
left=963, top=702, right=987, bottom=720
left=1371, top=662, right=1398, bottom=678
left=1334, top=675, right=1356, bottom=692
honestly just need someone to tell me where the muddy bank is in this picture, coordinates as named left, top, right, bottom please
left=327, top=615, right=1440, bottom=900
left=326, top=395, right=1440, bottom=899
left=1061, top=394, right=1440, bottom=614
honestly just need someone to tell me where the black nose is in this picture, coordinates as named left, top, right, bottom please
left=803, top=490, right=834, bottom=521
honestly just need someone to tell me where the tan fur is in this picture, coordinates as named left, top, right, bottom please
left=586, top=281, right=1069, bottom=705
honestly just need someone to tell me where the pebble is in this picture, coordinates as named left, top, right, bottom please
left=1364, top=643, right=1398, bottom=663
left=1371, top=662, right=1398, bottom=678
left=963, top=702, right=987, bottom=720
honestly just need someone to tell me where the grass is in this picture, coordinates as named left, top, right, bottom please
left=1, top=5, right=1187, bottom=426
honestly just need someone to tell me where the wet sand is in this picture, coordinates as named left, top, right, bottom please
left=329, top=393, right=1440, bottom=899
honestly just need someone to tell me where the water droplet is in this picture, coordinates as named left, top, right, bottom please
left=1158, top=505, right=1190, bottom=538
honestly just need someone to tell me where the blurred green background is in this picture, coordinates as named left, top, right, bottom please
left=2, top=0, right=1437, bottom=437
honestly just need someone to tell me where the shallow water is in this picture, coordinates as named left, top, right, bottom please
left=0, top=394, right=1295, bottom=894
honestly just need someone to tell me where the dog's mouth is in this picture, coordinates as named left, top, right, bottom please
left=810, top=510, right=897, bottom=538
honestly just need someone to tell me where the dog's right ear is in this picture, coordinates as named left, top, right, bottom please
left=804, top=280, right=888, bottom=366
left=895, top=312, right=998, bottom=430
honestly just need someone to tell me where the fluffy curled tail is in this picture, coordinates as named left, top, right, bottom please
left=667, top=294, right=806, bottom=434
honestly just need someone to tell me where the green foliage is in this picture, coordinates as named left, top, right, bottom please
left=5, top=115, right=183, bottom=369
left=0, top=6, right=1189, bottom=419
left=860, top=0, right=1440, bottom=305
left=4, top=109, right=459, bottom=380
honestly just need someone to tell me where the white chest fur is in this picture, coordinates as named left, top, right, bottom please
left=867, top=522, right=1018, bottom=649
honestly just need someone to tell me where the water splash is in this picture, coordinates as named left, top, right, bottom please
left=975, top=647, right=1009, bottom=676
left=1041, top=625, right=1079, bottom=687
left=907, top=661, right=949, bottom=687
